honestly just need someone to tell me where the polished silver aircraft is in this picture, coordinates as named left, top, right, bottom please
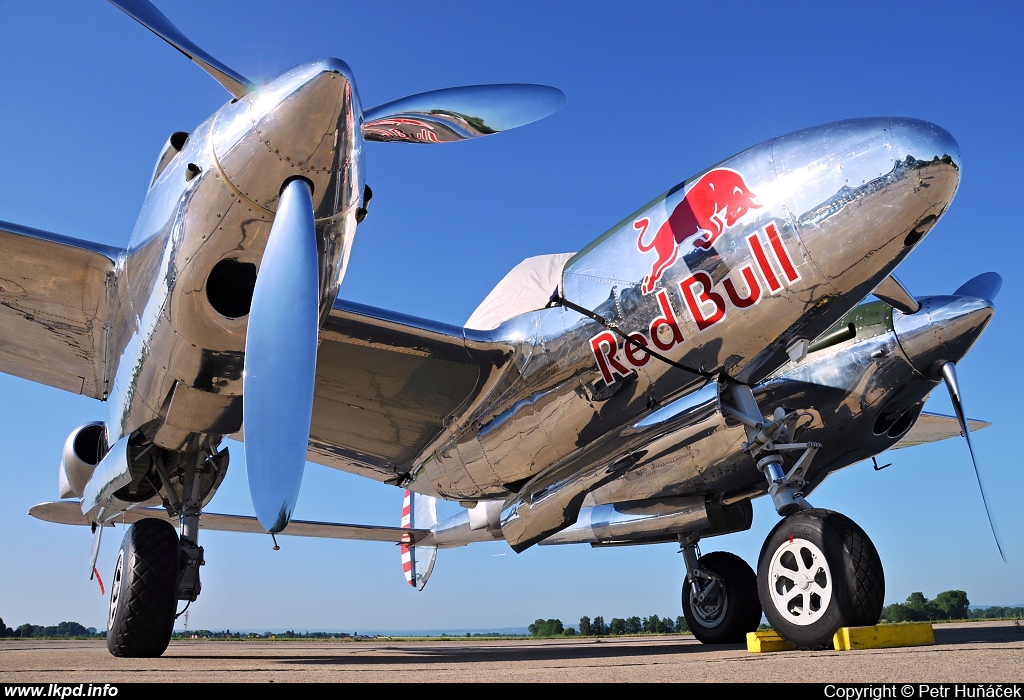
left=18, top=0, right=1001, bottom=657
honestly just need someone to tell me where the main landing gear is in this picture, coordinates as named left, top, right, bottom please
left=106, top=519, right=178, bottom=657
left=106, top=451, right=210, bottom=657
left=757, top=509, right=884, bottom=649
left=679, top=509, right=885, bottom=649
left=679, top=384, right=885, bottom=649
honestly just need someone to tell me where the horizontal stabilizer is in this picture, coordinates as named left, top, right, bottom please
left=891, top=411, right=989, bottom=450
left=29, top=501, right=432, bottom=544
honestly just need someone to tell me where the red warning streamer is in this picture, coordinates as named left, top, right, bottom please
left=92, top=567, right=105, bottom=596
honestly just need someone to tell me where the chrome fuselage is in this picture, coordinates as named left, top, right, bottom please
left=105, top=60, right=363, bottom=452
left=399, top=118, right=961, bottom=548
left=421, top=291, right=994, bottom=551
left=98, top=98, right=962, bottom=551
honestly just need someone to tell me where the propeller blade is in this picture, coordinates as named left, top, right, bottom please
left=953, top=272, right=1002, bottom=303
left=363, top=84, right=565, bottom=143
left=941, top=362, right=1006, bottom=562
left=108, top=0, right=252, bottom=98
left=244, top=179, right=319, bottom=533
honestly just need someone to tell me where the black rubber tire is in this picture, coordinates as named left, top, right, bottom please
left=682, top=551, right=763, bottom=644
left=106, top=519, right=179, bottom=658
left=757, top=509, right=884, bottom=650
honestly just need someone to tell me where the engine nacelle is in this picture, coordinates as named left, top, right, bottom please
left=57, top=422, right=107, bottom=499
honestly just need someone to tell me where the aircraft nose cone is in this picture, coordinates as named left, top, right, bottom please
left=893, top=295, right=994, bottom=378
left=247, top=58, right=355, bottom=173
left=212, top=58, right=358, bottom=214
left=890, top=118, right=961, bottom=178
left=773, top=118, right=960, bottom=304
left=888, top=118, right=961, bottom=239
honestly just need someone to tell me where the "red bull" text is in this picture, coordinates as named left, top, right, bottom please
left=591, top=221, right=800, bottom=386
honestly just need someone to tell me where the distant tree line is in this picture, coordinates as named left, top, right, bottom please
left=530, top=615, right=689, bottom=638
left=0, top=618, right=101, bottom=638
left=529, top=592, right=1024, bottom=638
left=969, top=606, right=1024, bottom=619
left=880, top=591, right=1023, bottom=623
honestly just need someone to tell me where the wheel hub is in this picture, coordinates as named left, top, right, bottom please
left=108, top=550, right=124, bottom=630
left=767, top=537, right=832, bottom=626
left=690, top=581, right=728, bottom=628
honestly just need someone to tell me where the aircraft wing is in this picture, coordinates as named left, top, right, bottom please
left=0, top=221, right=120, bottom=398
left=29, top=501, right=432, bottom=544
left=305, top=298, right=513, bottom=484
left=891, top=411, right=990, bottom=449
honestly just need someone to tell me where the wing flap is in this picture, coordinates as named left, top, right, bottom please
left=29, top=501, right=432, bottom=543
left=0, top=221, right=119, bottom=398
left=307, top=299, right=512, bottom=483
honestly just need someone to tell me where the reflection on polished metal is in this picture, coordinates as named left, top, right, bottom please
left=411, top=116, right=962, bottom=550
left=363, top=84, right=567, bottom=143
left=79, top=438, right=131, bottom=522
left=58, top=422, right=107, bottom=499
left=10, top=0, right=1005, bottom=656
left=244, top=179, right=319, bottom=534
left=894, top=296, right=994, bottom=377
left=5, top=1, right=570, bottom=657
left=66, top=105, right=968, bottom=554
left=873, top=274, right=920, bottom=314
left=266, top=116, right=969, bottom=552
left=294, top=270, right=996, bottom=554
left=539, top=496, right=751, bottom=546
left=954, top=272, right=1002, bottom=302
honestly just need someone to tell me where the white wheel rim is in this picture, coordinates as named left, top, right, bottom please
left=108, top=550, right=124, bottom=629
left=767, top=538, right=832, bottom=626
left=689, top=580, right=728, bottom=628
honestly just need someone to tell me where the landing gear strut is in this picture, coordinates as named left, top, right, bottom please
left=719, top=386, right=886, bottom=648
left=721, top=383, right=819, bottom=516
left=679, top=535, right=762, bottom=644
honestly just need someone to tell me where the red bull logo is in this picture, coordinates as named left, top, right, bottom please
left=636, top=168, right=761, bottom=294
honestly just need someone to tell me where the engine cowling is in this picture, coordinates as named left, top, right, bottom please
left=57, top=423, right=107, bottom=499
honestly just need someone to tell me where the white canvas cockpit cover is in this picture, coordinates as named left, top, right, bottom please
left=465, top=253, right=576, bottom=330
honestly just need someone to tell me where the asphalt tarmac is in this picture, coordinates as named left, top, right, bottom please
left=0, top=621, right=1021, bottom=683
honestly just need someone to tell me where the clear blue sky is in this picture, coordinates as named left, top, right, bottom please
left=0, top=0, right=1021, bottom=633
